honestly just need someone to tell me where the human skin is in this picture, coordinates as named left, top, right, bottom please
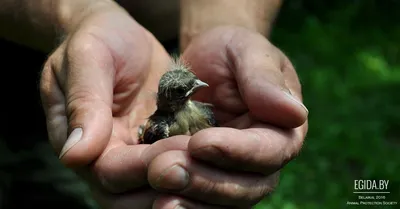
left=1, top=0, right=308, bottom=208
left=141, top=1, right=309, bottom=207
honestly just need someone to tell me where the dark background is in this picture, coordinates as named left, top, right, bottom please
left=0, top=0, right=399, bottom=208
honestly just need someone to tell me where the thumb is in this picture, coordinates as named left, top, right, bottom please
left=54, top=37, right=114, bottom=167
left=228, top=29, right=308, bottom=128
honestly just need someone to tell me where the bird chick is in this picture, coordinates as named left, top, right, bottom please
left=138, top=58, right=217, bottom=144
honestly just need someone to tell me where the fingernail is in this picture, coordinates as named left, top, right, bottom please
left=156, top=165, right=189, bottom=191
left=174, top=205, right=186, bottom=209
left=283, top=91, right=309, bottom=114
left=59, top=128, right=83, bottom=159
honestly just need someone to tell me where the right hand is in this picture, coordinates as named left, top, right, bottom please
left=40, top=1, right=175, bottom=208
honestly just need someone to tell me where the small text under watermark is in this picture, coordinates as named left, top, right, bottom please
left=346, top=180, right=397, bottom=206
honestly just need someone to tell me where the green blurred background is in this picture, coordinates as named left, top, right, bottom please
left=256, top=0, right=400, bottom=208
left=0, top=0, right=399, bottom=209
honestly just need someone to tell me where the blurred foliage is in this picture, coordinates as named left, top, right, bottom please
left=255, top=0, right=400, bottom=208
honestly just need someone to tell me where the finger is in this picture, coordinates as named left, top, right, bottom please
left=91, top=186, right=157, bottom=209
left=89, top=144, right=149, bottom=193
left=147, top=150, right=278, bottom=207
left=141, top=136, right=191, bottom=165
left=153, top=195, right=251, bottom=209
left=57, top=34, right=115, bottom=167
left=40, top=46, right=69, bottom=157
left=227, top=28, right=308, bottom=128
left=87, top=135, right=190, bottom=193
left=89, top=136, right=189, bottom=193
left=188, top=126, right=305, bottom=174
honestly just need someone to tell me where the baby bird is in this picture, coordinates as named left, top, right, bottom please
left=138, top=58, right=217, bottom=144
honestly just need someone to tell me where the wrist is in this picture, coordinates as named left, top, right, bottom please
left=179, top=0, right=282, bottom=51
left=0, top=0, right=120, bottom=52
left=58, top=0, right=119, bottom=37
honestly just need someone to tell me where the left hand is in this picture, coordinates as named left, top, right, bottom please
left=142, top=26, right=309, bottom=208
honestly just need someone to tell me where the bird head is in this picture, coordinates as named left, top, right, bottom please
left=156, top=68, right=209, bottom=112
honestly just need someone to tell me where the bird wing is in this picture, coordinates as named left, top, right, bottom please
left=139, top=117, right=170, bottom=144
left=192, top=101, right=218, bottom=127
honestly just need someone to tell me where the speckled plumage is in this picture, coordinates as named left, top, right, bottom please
left=138, top=57, right=217, bottom=144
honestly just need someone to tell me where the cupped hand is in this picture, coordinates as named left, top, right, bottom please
left=40, top=1, right=175, bottom=208
left=141, top=26, right=309, bottom=208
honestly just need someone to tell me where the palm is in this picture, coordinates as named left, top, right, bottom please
left=184, top=51, right=251, bottom=129
left=106, top=35, right=169, bottom=147
left=97, top=39, right=169, bottom=192
left=182, top=27, right=306, bottom=131
left=79, top=12, right=171, bottom=147
left=47, top=9, right=172, bottom=193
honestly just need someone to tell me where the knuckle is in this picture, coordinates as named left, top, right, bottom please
left=40, top=58, right=63, bottom=112
left=289, top=130, right=305, bottom=160
left=281, top=53, right=295, bottom=72
left=65, top=32, right=115, bottom=77
left=257, top=173, right=280, bottom=201
left=281, top=148, right=294, bottom=166
left=67, top=33, right=97, bottom=55
left=91, top=158, right=136, bottom=194
left=223, top=184, right=253, bottom=202
left=39, top=61, right=53, bottom=96
left=65, top=89, right=97, bottom=118
left=95, top=171, right=126, bottom=194
left=202, top=180, right=219, bottom=195
left=66, top=31, right=109, bottom=64
left=40, top=45, right=66, bottom=101
left=282, top=140, right=303, bottom=167
left=203, top=179, right=267, bottom=206
left=293, top=137, right=304, bottom=157
left=92, top=156, right=121, bottom=193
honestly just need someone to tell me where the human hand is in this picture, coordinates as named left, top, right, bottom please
left=141, top=26, right=309, bottom=208
left=39, top=1, right=176, bottom=208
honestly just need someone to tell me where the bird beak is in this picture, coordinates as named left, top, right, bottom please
left=185, top=79, right=209, bottom=97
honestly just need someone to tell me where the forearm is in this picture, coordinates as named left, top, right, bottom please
left=180, top=0, right=282, bottom=50
left=0, top=0, right=113, bottom=52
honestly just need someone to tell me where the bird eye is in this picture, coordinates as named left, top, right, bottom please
left=176, top=88, right=185, bottom=95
